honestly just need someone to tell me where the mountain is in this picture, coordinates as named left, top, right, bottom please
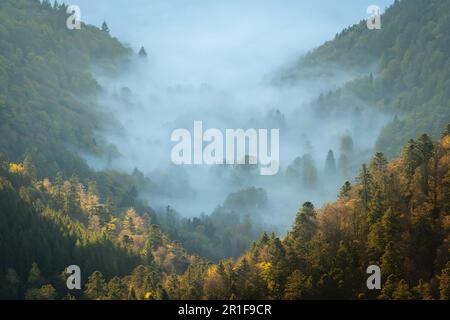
left=195, top=126, right=450, bottom=299
left=280, top=0, right=450, bottom=157
left=0, top=0, right=449, bottom=300
left=0, top=0, right=129, bottom=179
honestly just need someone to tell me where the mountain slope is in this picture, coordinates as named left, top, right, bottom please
left=0, top=0, right=129, bottom=178
left=182, top=125, right=450, bottom=300
left=281, top=0, right=450, bottom=157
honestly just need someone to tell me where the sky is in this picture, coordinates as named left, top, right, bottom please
left=70, top=0, right=394, bottom=86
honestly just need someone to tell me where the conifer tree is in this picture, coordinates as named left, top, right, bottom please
left=324, top=150, right=337, bottom=176
left=138, top=46, right=147, bottom=58
left=85, top=271, right=106, bottom=300
left=101, top=21, right=110, bottom=33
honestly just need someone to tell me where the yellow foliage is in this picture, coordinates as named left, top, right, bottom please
left=9, top=163, right=25, bottom=174
left=42, top=178, right=52, bottom=192
left=207, top=265, right=218, bottom=277
left=441, top=136, right=450, bottom=149
left=145, top=292, right=153, bottom=300
left=257, top=262, right=273, bottom=275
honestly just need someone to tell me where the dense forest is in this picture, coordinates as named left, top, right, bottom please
left=0, top=0, right=449, bottom=300
left=280, top=0, right=450, bottom=157
left=1, top=126, right=449, bottom=299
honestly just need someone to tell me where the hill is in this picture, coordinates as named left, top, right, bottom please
left=280, top=0, right=450, bottom=157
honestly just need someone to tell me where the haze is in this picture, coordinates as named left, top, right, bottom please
left=70, top=0, right=395, bottom=231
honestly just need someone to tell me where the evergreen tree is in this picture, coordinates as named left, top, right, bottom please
left=138, top=46, right=148, bottom=58
left=284, top=270, right=312, bottom=299
left=101, top=21, right=110, bottom=33
left=291, top=202, right=317, bottom=242
left=85, top=271, right=106, bottom=300
left=324, top=150, right=337, bottom=176
left=439, top=262, right=450, bottom=300
left=392, top=279, right=412, bottom=300
left=27, top=262, right=43, bottom=288
left=357, top=164, right=373, bottom=212
left=338, top=181, right=352, bottom=200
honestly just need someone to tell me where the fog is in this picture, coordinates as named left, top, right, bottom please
left=72, top=0, right=394, bottom=231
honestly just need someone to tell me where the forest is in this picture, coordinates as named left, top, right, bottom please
left=0, top=0, right=449, bottom=300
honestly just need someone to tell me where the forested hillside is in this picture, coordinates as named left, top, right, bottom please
left=96, top=126, right=450, bottom=300
left=0, top=0, right=168, bottom=232
left=189, top=126, right=450, bottom=300
left=0, top=0, right=268, bottom=299
left=0, top=0, right=449, bottom=300
left=3, top=125, right=448, bottom=299
left=281, top=0, right=450, bottom=157
left=0, top=0, right=129, bottom=179
left=0, top=156, right=202, bottom=299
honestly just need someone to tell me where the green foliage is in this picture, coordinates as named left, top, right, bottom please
left=0, top=0, right=130, bottom=180
left=0, top=0, right=449, bottom=301
left=283, top=0, right=450, bottom=157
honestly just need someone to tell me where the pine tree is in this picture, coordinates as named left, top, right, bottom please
left=106, top=277, right=127, bottom=300
left=23, top=154, right=37, bottom=180
left=141, top=239, right=155, bottom=265
left=339, top=181, right=352, bottom=200
left=301, top=154, right=318, bottom=187
left=4, top=269, right=20, bottom=298
left=357, top=164, right=373, bottom=212
left=392, top=279, right=412, bottom=300
left=378, top=274, right=396, bottom=299
left=439, top=262, right=450, bottom=300
left=284, top=270, right=312, bottom=299
left=340, top=134, right=354, bottom=155
left=85, top=271, right=106, bottom=300
left=291, top=202, right=317, bottom=241
left=101, top=21, right=110, bottom=33
left=369, top=152, right=388, bottom=181
left=324, top=150, right=337, bottom=176
left=412, top=280, right=433, bottom=300
left=381, top=242, right=402, bottom=277
left=138, top=46, right=147, bottom=58
left=25, top=284, right=56, bottom=300
left=338, top=153, right=350, bottom=180
left=27, top=262, right=43, bottom=288
left=441, top=123, right=450, bottom=138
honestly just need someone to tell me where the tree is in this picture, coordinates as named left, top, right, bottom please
left=291, top=202, right=317, bottom=242
left=381, top=242, right=402, bottom=278
left=28, top=262, right=43, bottom=288
left=413, top=280, right=433, bottom=300
left=25, top=284, right=56, bottom=300
left=357, top=164, right=373, bottom=212
left=301, top=154, right=318, bottom=187
left=340, top=134, right=354, bottom=155
left=105, top=277, right=127, bottom=300
left=284, top=270, right=312, bottom=299
left=23, top=154, right=37, bottom=180
left=339, top=181, right=352, bottom=200
left=141, top=239, right=155, bottom=265
left=392, top=279, right=412, bottom=300
left=378, top=274, right=396, bottom=300
left=203, top=263, right=230, bottom=300
left=441, top=123, right=450, bottom=138
left=101, top=21, right=110, bottom=33
left=369, top=152, right=388, bottom=181
left=138, top=46, right=147, bottom=58
left=4, top=268, right=20, bottom=298
left=338, top=154, right=350, bottom=180
left=324, top=150, right=337, bottom=176
left=85, top=271, right=106, bottom=300
left=439, top=262, right=450, bottom=300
